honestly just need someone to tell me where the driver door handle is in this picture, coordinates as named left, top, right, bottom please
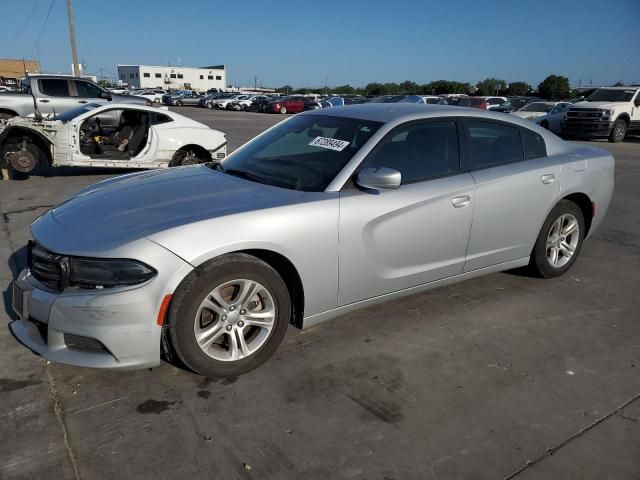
left=452, top=195, right=471, bottom=208
left=78, top=100, right=88, bottom=104
left=39, top=99, right=50, bottom=103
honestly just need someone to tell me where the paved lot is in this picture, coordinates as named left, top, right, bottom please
left=1, top=109, right=639, bottom=480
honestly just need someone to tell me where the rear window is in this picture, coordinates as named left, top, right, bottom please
left=467, top=120, right=523, bottom=168
left=521, top=129, right=546, bottom=159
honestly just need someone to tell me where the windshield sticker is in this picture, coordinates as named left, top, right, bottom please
left=309, top=136, right=350, bottom=152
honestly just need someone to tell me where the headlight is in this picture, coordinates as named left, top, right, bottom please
left=563, top=111, right=569, bottom=120
left=145, top=99, right=152, bottom=106
left=601, top=109, right=612, bottom=119
left=69, top=257, right=156, bottom=288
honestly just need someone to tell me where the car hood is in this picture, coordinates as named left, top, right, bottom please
left=46, top=166, right=305, bottom=247
left=571, top=101, right=623, bottom=109
left=512, top=111, right=547, bottom=119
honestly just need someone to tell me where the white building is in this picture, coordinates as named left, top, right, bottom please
left=117, top=64, right=226, bottom=91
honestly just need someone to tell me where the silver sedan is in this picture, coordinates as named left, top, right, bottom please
left=10, top=104, right=615, bottom=377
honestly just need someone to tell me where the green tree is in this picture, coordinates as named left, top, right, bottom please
left=422, top=80, right=470, bottom=95
left=278, top=85, right=293, bottom=95
left=507, top=81, right=531, bottom=96
left=382, top=82, right=400, bottom=94
left=333, top=84, right=355, bottom=95
left=476, top=78, right=508, bottom=96
left=537, top=75, right=571, bottom=100
left=613, top=81, right=624, bottom=87
left=365, top=82, right=384, bottom=95
left=398, top=80, right=419, bottom=93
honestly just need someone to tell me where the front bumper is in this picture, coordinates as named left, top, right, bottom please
left=9, top=232, right=194, bottom=370
left=561, top=120, right=613, bottom=137
left=10, top=269, right=163, bottom=369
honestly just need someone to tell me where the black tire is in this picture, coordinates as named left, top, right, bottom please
left=166, top=253, right=291, bottom=377
left=608, top=118, right=627, bottom=143
left=176, top=100, right=183, bottom=106
left=528, top=200, right=585, bottom=278
left=206, top=102, right=214, bottom=109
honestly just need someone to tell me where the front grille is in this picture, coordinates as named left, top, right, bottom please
left=566, top=108, right=604, bottom=122
left=29, top=242, right=66, bottom=291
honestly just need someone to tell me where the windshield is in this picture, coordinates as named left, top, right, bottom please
left=55, top=103, right=101, bottom=122
left=586, top=89, right=637, bottom=102
left=520, top=102, right=553, bottom=112
left=398, top=95, right=424, bottom=104
left=216, top=115, right=383, bottom=191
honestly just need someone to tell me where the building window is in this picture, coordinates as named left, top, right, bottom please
left=155, top=73, right=161, bottom=78
left=208, top=75, right=213, bottom=80
left=199, top=75, right=203, bottom=80
left=143, top=72, right=150, bottom=78
left=216, top=75, right=222, bottom=80
left=177, top=73, right=183, bottom=79
left=170, top=74, right=176, bottom=79
left=136, top=73, right=139, bottom=78
left=130, top=73, right=134, bottom=79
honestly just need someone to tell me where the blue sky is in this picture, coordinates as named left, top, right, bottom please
left=1, top=0, right=638, bottom=88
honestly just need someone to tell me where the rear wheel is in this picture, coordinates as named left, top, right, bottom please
left=608, top=118, right=627, bottom=143
left=176, top=100, right=183, bottom=106
left=529, top=200, right=585, bottom=278
left=206, top=102, right=214, bottom=109
left=280, top=106, right=287, bottom=114
left=166, top=254, right=291, bottom=377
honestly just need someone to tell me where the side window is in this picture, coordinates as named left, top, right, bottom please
left=39, top=79, right=70, bottom=97
left=364, top=121, right=460, bottom=184
left=150, top=112, right=173, bottom=125
left=521, top=129, right=547, bottom=159
left=466, top=120, right=523, bottom=169
left=74, top=81, right=103, bottom=98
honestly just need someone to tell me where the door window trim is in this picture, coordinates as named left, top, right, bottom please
left=462, top=117, right=547, bottom=172
left=344, top=117, right=466, bottom=191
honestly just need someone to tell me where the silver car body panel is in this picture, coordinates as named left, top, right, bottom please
left=9, top=104, right=615, bottom=369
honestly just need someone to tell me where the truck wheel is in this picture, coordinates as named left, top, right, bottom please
left=608, top=118, right=627, bottom=143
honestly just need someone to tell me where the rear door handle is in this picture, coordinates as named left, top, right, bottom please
left=78, top=100, right=88, bottom=104
left=452, top=195, right=471, bottom=208
left=39, top=99, right=50, bottom=103
left=541, top=174, right=555, bottom=184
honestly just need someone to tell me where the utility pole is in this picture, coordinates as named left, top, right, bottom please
left=254, top=75, right=257, bottom=90
left=66, top=0, right=80, bottom=76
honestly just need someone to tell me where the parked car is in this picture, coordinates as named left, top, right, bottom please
left=512, top=101, right=572, bottom=133
left=162, top=91, right=190, bottom=105
left=458, top=96, right=508, bottom=110
left=173, top=92, right=204, bottom=106
left=506, top=96, right=540, bottom=111
left=9, top=104, right=614, bottom=377
left=268, top=96, right=320, bottom=114
left=209, top=94, right=245, bottom=109
left=343, top=96, right=370, bottom=105
left=561, top=87, right=640, bottom=142
left=0, top=102, right=226, bottom=175
left=370, top=95, right=408, bottom=103
left=228, top=95, right=271, bottom=111
left=438, top=94, right=468, bottom=106
left=248, top=95, right=278, bottom=112
left=0, top=75, right=149, bottom=120
left=137, top=89, right=167, bottom=104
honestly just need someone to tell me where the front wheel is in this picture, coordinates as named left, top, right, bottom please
left=528, top=200, right=585, bottom=278
left=608, top=118, right=627, bottom=143
left=279, top=106, right=287, bottom=114
left=176, top=100, right=183, bottom=106
left=153, top=98, right=160, bottom=104
left=166, top=254, right=291, bottom=377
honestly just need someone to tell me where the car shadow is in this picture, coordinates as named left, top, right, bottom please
left=3, top=245, right=27, bottom=321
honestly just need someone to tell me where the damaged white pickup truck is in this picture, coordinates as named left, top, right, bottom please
left=0, top=103, right=227, bottom=176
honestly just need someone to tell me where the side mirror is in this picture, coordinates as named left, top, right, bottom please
left=101, top=90, right=112, bottom=101
left=356, top=167, right=401, bottom=190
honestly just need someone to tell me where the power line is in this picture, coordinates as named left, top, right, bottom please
left=14, top=0, right=41, bottom=39
left=25, top=0, right=55, bottom=58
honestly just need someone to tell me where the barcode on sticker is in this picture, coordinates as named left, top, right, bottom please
left=308, top=136, right=350, bottom=152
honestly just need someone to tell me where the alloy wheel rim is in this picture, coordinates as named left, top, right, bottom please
left=546, top=213, right=579, bottom=268
left=615, top=122, right=625, bottom=140
left=193, top=279, right=276, bottom=362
